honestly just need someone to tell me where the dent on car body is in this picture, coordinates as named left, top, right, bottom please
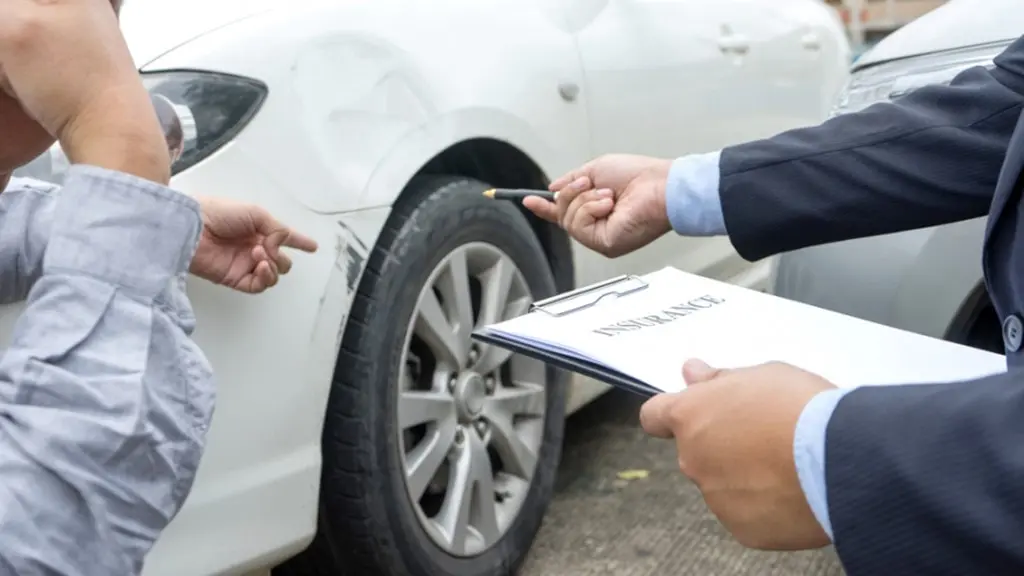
left=290, top=37, right=439, bottom=211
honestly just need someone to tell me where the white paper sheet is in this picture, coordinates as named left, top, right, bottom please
left=482, top=267, right=1007, bottom=394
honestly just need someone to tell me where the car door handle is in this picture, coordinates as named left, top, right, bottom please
left=718, top=35, right=749, bottom=55
left=801, top=32, right=821, bottom=51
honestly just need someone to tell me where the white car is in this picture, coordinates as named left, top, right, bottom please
left=11, top=0, right=850, bottom=574
left=772, top=0, right=1023, bottom=356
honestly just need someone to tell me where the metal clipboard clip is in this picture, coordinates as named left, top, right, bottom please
left=530, top=275, right=649, bottom=317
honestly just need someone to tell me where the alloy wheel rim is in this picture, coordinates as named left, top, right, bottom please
left=398, top=242, right=547, bottom=557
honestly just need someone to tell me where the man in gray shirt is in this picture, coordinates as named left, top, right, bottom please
left=0, top=0, right=317, bottom=573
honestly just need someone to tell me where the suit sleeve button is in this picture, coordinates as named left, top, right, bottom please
left=1003, top=314, right=1023, bottom=352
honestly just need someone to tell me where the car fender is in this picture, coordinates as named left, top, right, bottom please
left=142, top=1, right=592, bottom=215
left=887, top=218, right=987, bottom=339
left=357, top=107, right=564, bottom=209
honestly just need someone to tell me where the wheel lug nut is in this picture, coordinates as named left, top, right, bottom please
left=474, top=421, right=488, bottom=436
left=485, top=377, right=495, bottom=393
left=455, top=428, right=465, bottom=445
left=448, top=377, right=457, bottom=392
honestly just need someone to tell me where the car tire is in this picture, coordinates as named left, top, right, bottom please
left=276, top=175, right=568, bottom=576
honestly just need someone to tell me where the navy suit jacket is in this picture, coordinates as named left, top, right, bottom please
left=718, top=36, right=1024, bottom=575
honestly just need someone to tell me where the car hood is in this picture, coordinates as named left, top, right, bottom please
left=856, top=0, right=1024, bottom=68
left=119, top=0, right=280, bottom=68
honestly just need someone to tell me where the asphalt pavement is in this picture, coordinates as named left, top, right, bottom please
left=519, top=390, right=846, bottom=576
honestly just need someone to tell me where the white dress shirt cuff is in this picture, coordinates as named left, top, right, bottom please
left=793, top=386, right=855, bottom=541
left=664, top=151, right=726, bottom=236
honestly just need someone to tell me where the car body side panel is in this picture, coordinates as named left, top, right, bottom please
left=119, top=0, right=279, bottom=67
left=352, top=108, right=585, bottom=215
left=773, top=231, right=935, bottom=326
left=717, top=0, right=849, bottom=139
left=142, top=0, right=594, bottom=215
left=887, top=218, right=987, bottom=339
left=571, top=0, right=848, bottom=157
left=567, top=0, right=848, bottom=282
left=772, top=219, right=987, bottom=341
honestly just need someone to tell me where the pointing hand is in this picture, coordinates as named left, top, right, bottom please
left=191, top=197, right=319, bottom=294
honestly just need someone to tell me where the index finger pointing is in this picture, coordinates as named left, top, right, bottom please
left=263, top=229, right=318, bottom=264
left=280, top=230, right=318, bottom=252
left=249, top=207, right=318, bottom=253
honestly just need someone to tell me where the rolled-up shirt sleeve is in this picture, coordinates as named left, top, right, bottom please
left=0, top=177, right=60, bottom=305
left=0, top=166, right=215, bottom=575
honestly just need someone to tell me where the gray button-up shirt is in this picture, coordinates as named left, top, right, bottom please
left=0, top=166, right=215, bottom=575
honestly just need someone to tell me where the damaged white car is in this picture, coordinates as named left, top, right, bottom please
left=10, top=0, right=850, bottom=574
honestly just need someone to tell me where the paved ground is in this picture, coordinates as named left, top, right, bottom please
left=519, top=390, right=846, bottom=576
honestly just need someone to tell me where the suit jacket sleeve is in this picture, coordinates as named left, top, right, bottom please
left=719, top=36, right=1024, bottom=261
left=825, top=373, right=1024, bottom=575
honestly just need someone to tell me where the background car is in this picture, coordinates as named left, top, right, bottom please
left=772, top=0, right=1022, bottom=356
left=10, top=0, right=850, bottom=574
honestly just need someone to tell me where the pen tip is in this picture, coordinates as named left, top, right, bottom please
left=482, top=189, right=496, bottom=198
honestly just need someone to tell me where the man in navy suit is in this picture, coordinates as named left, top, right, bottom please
left=526, top=34, right=1024, bottom=575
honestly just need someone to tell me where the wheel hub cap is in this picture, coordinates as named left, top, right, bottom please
left=454, top=372, right=486, bottom=421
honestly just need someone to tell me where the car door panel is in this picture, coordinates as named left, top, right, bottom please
left=568, top=0, right=764, bottom=282
left=725, top=0, right=839, bottom=136
left=569, top=0, right=743, bottom=157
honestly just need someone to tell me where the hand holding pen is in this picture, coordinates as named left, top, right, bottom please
left=511, top=154, right=675, bottom=258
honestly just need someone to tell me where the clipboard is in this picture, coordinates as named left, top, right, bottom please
left=471, top=266, right=1009, bottom=397
left=471, top=274, right=662, bottom=398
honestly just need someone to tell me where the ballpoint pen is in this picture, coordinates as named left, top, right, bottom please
left=482, top=188, right=558, bottom=202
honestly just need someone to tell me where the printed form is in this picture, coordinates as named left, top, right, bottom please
left=474, top=267, right=1007, bottom=395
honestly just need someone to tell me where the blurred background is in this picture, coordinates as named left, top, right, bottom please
left=827, top=0, right=948, bottom=58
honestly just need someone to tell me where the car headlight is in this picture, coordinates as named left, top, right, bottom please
left=12, top=70, right=267, bottom=185
left=830, top=41, right=1011, bottom=118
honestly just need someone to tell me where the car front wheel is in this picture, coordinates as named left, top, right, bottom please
left=277, top=176, right=568, bottom=576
